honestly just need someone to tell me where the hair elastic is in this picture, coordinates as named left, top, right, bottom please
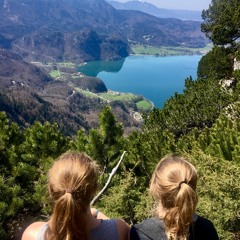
left=65, top=189, right=72, bottom=194
left=178, top=180, right=187, bottom=189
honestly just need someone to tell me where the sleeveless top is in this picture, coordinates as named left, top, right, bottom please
left=36, top=219, right=118, bottom=240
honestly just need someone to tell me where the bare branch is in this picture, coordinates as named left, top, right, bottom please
left=91, top=151, right=126, bottom=206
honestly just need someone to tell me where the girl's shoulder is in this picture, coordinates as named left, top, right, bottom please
left=21, top=222, right=47, bottom=240
left=114, top=219, right=130, bottom=240
left=130, top=218, right=166, bottom=240
left=191, top=215, right=219, bottom=240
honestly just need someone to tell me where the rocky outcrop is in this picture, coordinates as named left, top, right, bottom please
left=234, top=58, right=240, bottom=71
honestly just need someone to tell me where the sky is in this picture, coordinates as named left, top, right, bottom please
left=115, top=0, right=212, bottom=11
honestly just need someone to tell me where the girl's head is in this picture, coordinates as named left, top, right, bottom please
left=150, top=155, right=198, bottom=240
left=48, top=151, right=98, bottom=206
left=47, top=152, right=98, bottom=240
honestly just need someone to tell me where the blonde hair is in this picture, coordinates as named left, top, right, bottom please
left=45, top=152, right=98, bottom=240
left=150, top=155, right=198, bottom=240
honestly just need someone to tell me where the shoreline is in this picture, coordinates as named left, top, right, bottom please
left=34, top=47, right=206, bottom=111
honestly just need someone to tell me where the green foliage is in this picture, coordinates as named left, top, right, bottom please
left=136, top=100, right=152, bottom=110
left=201, top=0, right=240, bottom=46
left=130, top=44, right=207, bottom=56
left=0, top=112, right=23, bottom=173
left=18, top=121, right=70, bottom=212
left=97, top=171, right=152, bottom=224
left=185, top=151, right=240, bottom=239
left=19, top=121, right=69, bottom=163
left=32, top=160, right=52, bottom=215
left=71, top=128, right=88, bottom=152
left=15, top=121, right=69, bottom=204
left=0, top=176, right=23, bottom=217
left=176, top=127, right=200, bottom=152
left=174, top=112, right=240, bottom=239
left=72, top=106, right=125, bottom=173
left=145, top=77, right=232, bottom=137
left=0, top=113, right=24, bottom=237
left=197, top=46, right=234, bottom=79
left=122, top=71, right=239, bottom=239
left=233, top=69, right=240, bottom=81
left=233, top=69, right=240, bottom=92
left=179, top=112, right=240, bottom=163
left=0, top=116, right=70, bottom=239
left=127, top=128, right=175, bottom=178
left=236, top=49, right=240, bottom=61
left=203, top=114, right=240, bottom=162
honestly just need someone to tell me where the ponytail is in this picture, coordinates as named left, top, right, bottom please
left=46, top=193, right=88, bottom=240
left=45, top=152, right=98, bottom=240
left=164, top=182, right=197, bottom=239
left=150, top=156, right=198, bottom=240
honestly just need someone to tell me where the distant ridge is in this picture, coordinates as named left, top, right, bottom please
left=107, top=0, right=203, bottom=21
left=0, top=0, right=208, bottom=63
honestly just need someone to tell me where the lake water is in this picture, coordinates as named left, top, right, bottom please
left=78, top=55, right=202, bottom=108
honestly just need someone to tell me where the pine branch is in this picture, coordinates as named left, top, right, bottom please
left=90, top=151, right=126, bottom=206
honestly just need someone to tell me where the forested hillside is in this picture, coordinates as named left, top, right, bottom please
left=0, top=49, right=142, bottom=135
left=1, top=0, right=240, bottom=239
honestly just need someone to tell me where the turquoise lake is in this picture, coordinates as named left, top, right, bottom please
left=78, top=55, right=202, bottom=108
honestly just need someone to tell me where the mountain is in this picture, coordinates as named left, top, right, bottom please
left=107, top=0, right=203, bottom=21
left=0, top=49, right=140, bottom=135
left=0, top=0, right=208, bottom=62
left=0, top=0, right=129, bottom=62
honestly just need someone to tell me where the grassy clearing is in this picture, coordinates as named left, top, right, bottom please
left=131, top=43, right=213, bottom=56
left=49, top=70, right=60, bottom=78
left=77, top=89, right=101, bottom=98
left=136, top=100, right=152, bottom=110
left=99, top=91, right=153, bottom=111
left=71, top=75, right=80, bottom=79
left=74, top=89, right=152, bottom=111
left=99, top=92, right=137, bottom=101
left=57, top=62, right=77, bottom=68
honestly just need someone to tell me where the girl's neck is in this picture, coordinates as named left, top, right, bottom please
left=86, top=208, right=102, bottom=230
left=156, top=203, right=167, bottom=219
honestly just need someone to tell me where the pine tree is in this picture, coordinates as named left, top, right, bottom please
left=86, top=106, right=125, bottom=172
left=0, top=112, right=23, bottom=239
left=204, top=114, right=240, bottom=162
left=201, top=0, right=240, bottom=46
left=197, top=46, right=234, bottom=79
left=17, top=121, right=70, bottom=205
left=71, top=128, right=88, bottom=152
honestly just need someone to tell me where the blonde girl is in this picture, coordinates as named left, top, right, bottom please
left=22, top=152, right=129, bottom=240
left=130, top=155, right=219, bottom=240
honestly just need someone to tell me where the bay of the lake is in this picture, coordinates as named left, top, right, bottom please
left=78, top=55, right=202, bottom=108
